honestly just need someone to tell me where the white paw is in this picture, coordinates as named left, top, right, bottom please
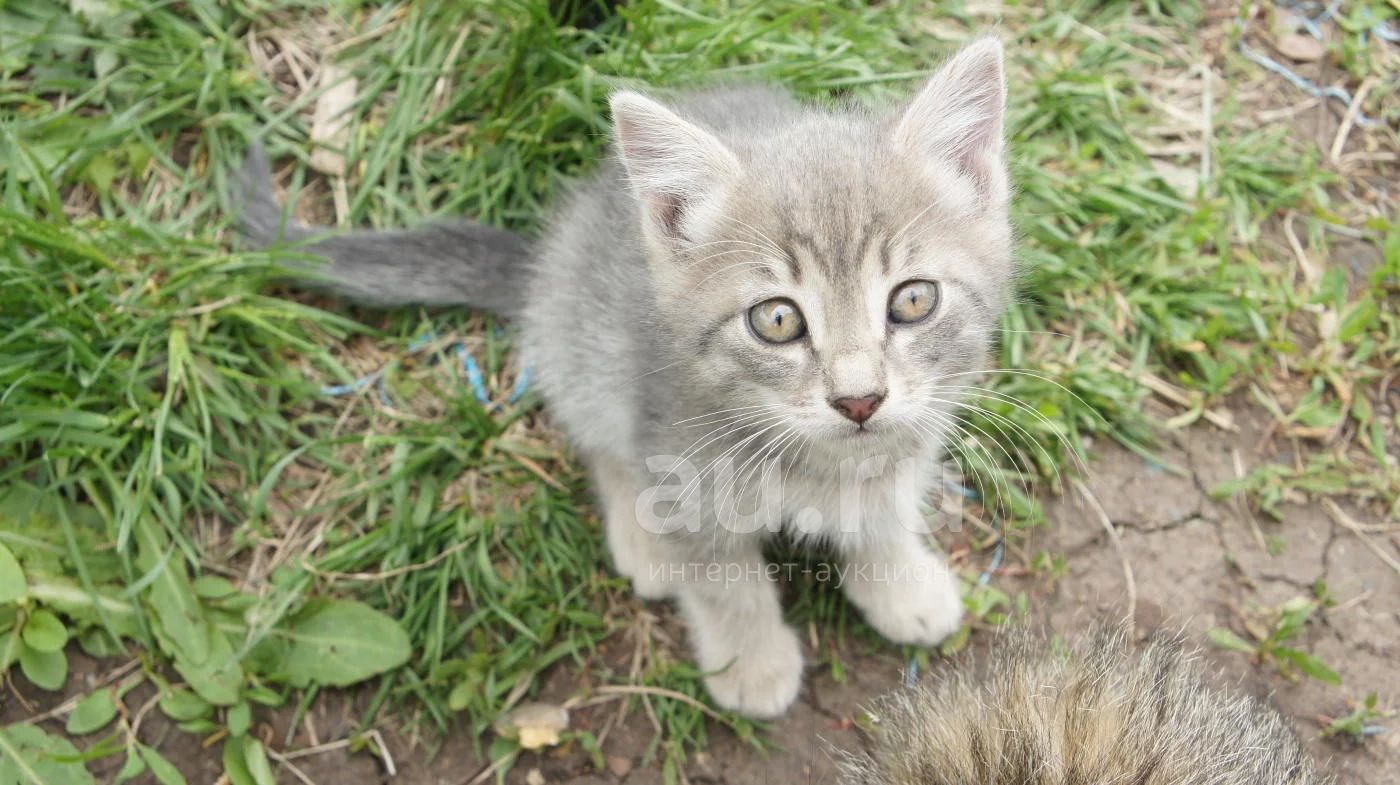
left=846, top=559, right=964, bottom=646
left=606, top=524, right=675, bottom=599
left=610, top=552, right=673, bottom=600
left=701, top=623, right=804, bottom=719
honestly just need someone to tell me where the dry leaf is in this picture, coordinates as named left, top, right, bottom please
left=493, top=702, right=569, bottom=750
left=1275, top=33, right=1327, bottom=62
left=310, top=65, right=358, bottom=177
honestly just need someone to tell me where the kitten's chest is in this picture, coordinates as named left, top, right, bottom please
left=771, top=446, right=943, bottom=542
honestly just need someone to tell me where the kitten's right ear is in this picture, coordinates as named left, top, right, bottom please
left=610, top=91, right=740, bottom=250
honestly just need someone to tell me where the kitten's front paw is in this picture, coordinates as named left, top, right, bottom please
left=845, top=558, right=964, bottom=646
left=701, top=623, right=803, bottom=719
left=606, top=521, right=675, bottom=600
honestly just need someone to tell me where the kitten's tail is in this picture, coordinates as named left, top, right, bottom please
left=234, top=144, right=532, bottom=317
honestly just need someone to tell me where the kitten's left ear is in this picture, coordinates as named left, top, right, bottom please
left=895, top=38, right=1008, bottom=206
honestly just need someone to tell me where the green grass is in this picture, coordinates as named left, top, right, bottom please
left=1, top=0, right=1397, bottom=781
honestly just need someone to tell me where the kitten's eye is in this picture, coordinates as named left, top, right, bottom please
left=888, top=280, right=940, bottom=324
left=747, top=298, right=806, bottom=344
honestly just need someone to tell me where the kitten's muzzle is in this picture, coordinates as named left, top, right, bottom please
left=829, top=393, right=884, bottom=425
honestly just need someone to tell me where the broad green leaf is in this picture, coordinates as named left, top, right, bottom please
left=137, top=745, right=187, bottom=785
left=18, top=644, right=66, bottom=690
left=26, top=576, right=140, bottom=638
left=1206, top=628, right=1256, bottom=654
left=242, top=738, right=276, bottom=785
left=192, top=576, right=238, bottom=600
left=170, top=628, right=241, bottom=706
left=226, top=701, right=251, bottom=737
left=0, top=543, right=25, bottom=603
left=77, top=629, right=126, bottom=659
left=222, top=737, right=255, bottom=785
left=134, top=521, right=208, bottom=665
left=159, top=688, right=211, bottom=722
left=0, top=629, right=21, bottom=671
left=112, top=752, right=145, bottom=784
left=448, top=680, right=474, bottom=712
left=65, top=689, right=118, bottom=735
left=20, top=610, right=67, bottom=653
left=273, top=599, right=411, bottom=687
left=243, top=686, right=284, bottom=707
left=1276, top=647, right=1343, bottom=686
left=0, top=723, right=96, bottom=785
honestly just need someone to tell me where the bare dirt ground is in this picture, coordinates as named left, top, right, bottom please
left=9, top=404, right=1395, bottom=784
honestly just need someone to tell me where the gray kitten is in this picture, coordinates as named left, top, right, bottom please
left=240, top=39, right=1013, bottom=718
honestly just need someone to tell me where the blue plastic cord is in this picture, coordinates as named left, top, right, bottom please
left=406, top=330, right=438, bottom=352
left=943, top=478, right=982, bottom=502
left=458, top=345, right=493, bottom=407
left=1240, top=3, right=1384, bottom=129
left=978, top=534, right=1006, bottom=588
left=508, top=364, right=533, bottom=405
left=320, top=328, right=532, bottom=410
left=321, top=370, right=383, bottom=397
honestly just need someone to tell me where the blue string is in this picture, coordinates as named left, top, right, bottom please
left=406, top=330, right=438, bottom=352
left=1240, top=3, right=1385, bottom=129
left=320, top=370, right=383, bottom=397
left=508, top=365, right=533, bottom=405
left=943, top=478, right=982, bottom=502
left=978, top=534, right=1005, bottom=588
left=319, top=328, right=532, bottom=410
left=458, top=346, right=493, bottom=407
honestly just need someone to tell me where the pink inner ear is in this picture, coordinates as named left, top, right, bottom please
left=648, top=191, right=686, bottom=240
left=956, top=103, right=1004, bottom=197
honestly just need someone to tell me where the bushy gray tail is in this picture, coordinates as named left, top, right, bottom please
left=234, top=144, right=532, bottom=317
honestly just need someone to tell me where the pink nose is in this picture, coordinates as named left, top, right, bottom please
left=830, top=394, right=884, bottom=424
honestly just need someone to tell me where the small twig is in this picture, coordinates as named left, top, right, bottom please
left=266, top=746, right=320, bottom=785
left=1072, top=477, right=1136, bottom=621
left=466, top=750, right=518, bottom=785
left=1283, top=211, right=1321, bottom=286
left=512, top=453, right=568, bottom=492
left=126, top=689, right=165, bottom=745
left=364, top=729, right=396, bottom=777
left=1328, top=588, right=1373, bottom=614
left=324, top=9, right=406, bottom=55
left=587, top=684, right=728, bottom=723
left=303, top=538, right=474, bottom=582
left=1330, top=76, right=1378, bottom=164
left=1322, top=499, right=1400, bottom=577
left=1232, top=448, right=1268, bottom=552
left=178, top=295, right=242, bottom=317
left=281, top=738, right=352, bottom=762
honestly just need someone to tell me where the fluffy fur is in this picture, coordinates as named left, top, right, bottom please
left=840, top=627, right=1330, bottom=785
left=238, top=39, right=1014, bottom=718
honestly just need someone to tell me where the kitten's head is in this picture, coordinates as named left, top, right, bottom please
left=612, top=39, right=1013, bottom=454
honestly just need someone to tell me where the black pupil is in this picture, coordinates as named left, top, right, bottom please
left=906, top=290, right=920, bottom=306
